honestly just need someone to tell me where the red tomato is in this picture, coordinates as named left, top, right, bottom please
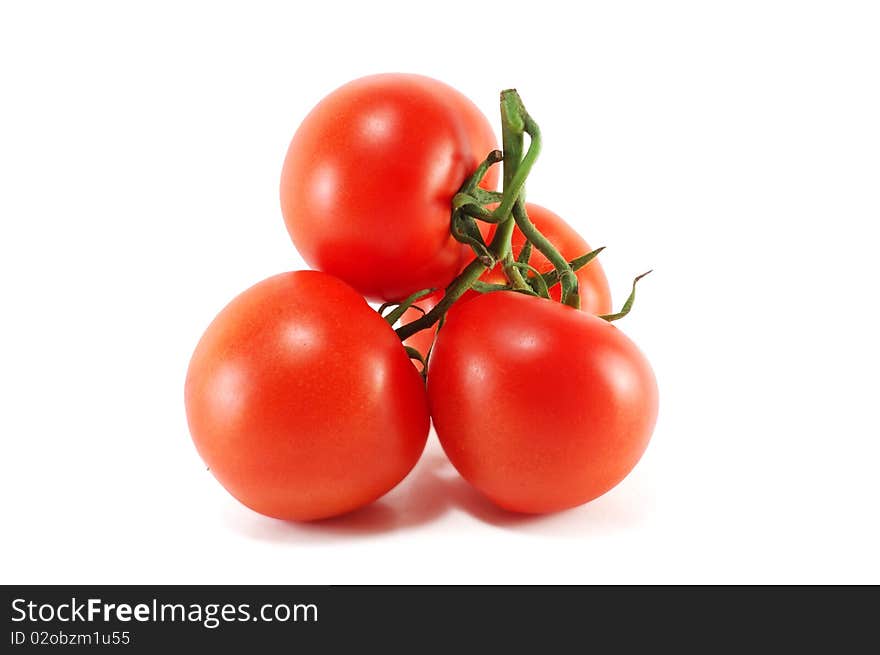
left=400, top=203, right=611, bottom=359
left=280, top=74, right=498, bottom=302
left=427, top=291, right=657, bottom=513
left=184, top=271, right=430, bottom=521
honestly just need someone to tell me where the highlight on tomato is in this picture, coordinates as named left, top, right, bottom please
left=280, top=73, right=498, bottom=302
left=184, top=270, right=430, bottom=521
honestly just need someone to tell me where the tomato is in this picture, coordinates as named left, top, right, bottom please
left=184, top=270, right=430, bottom=521
left=280, top=74, right=498, bottom=302
left=427, top=291, right=657, bottom=513
left=400, top=203, right=611, bottom=359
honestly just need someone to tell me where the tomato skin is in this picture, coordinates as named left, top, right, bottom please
left=280, top=74, right=497, bottom=302
left=184, top=271, right=429, bottom=521
left=427, top=291, right=657, bottom=513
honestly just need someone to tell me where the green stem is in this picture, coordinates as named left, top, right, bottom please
left=489, top=90, right=541, bottom=224
left=450, top=150, right=504, bottom=265
left=471, top=281, right=510, bottom=293
left=511, top=261, right=551, bottom=298
left=502, top=253, right=530, bottom=289
left=382, top=288, right=435, bottom=326
left=512, top=199, right=580, bottom=308
left=395, top=90, right=533, bottom=341
left=540, top=247, right=605, bottom=288
left=490, top=90, right=530, bottom=291
left=488, top=90, right=525, bottom=256
left=600, top=271, right=652, bottom=322
left=404, top=346, right=427, bottom=369
left=471, top=188, right=503, bottom=204
left=394, top=259, right=488, bottom=340
left=517, top=239, right=533, bottom=266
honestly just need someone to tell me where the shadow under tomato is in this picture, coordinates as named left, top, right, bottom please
left=221, top=444, right=652, bottom=542
left=221, top=450, right=453, bottom=541
left=428, top=455, right=653, bottom=533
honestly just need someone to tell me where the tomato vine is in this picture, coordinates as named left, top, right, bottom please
left=393, top=89, right=649, bottom=342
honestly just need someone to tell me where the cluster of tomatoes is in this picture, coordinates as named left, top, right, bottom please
left=184, top=74, right=658, bottom=522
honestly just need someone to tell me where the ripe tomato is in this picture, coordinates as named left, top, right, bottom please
left=400, top=203, right=611, bottom=359
left=427, top=291, right=657, bottom=513
left=184, top=271, right=430, bottom=521
left=280, top=74, right=498, bottom=302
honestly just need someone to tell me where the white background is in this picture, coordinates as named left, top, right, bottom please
left=2, top=1, right=878, bottom=584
